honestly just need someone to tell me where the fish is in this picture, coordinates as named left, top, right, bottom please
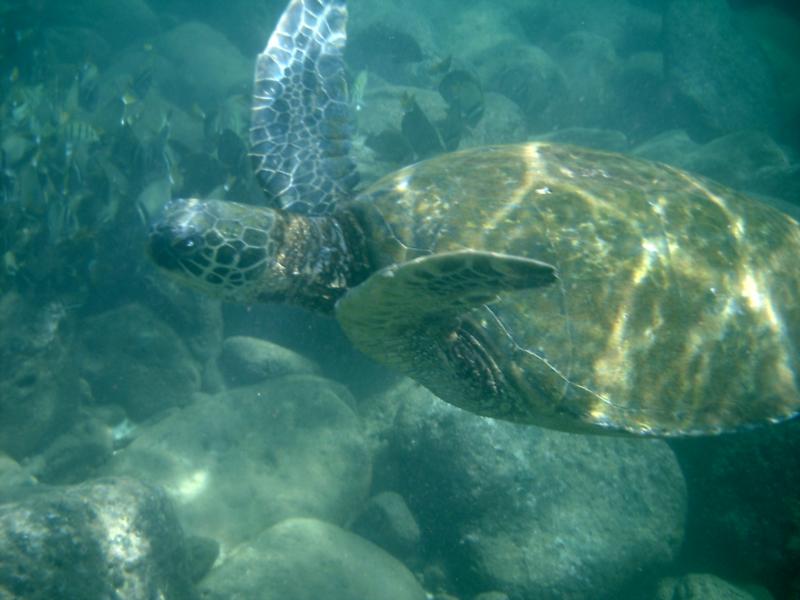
left=61, top=120, right=100, bottom=145
left=77, top=61, right=99, bottom=111
left=130, top=65, right=153, bottom=100
left=438, top=69, right=484, bottom=126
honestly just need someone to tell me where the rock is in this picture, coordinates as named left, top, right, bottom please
left=663, top=0, right=778, bottom=139
left=632, top=129, right=700, bottom=167
left=0, top=294, right=85, bottom=460
left=473, top=593, right=510, bottom=600
left=76, top=303, right=201, bottom=420
left=347, top=22, right=426, bottom=85
left=461, top=92, right=528, bottom=148
left=0, top=477, right=197, bottom=600
left=40, top=26, right=112, bottom=69
left=355, top=82, right=448, bottom=180
left=670, top=421, right=800, bottom=597
left=550, top=31, right=619, bottom=129
left=359, top=83, right=447, bottom=144
left=0, top=455, right=36, bottom=504
left=534, top=127, right=629, bottom=152
left=139, top=275, right=224, bottom=367
left=218, top=336, right=321, bottom=386
left=45, top=0, right=159, bottom=49
left=679, top=130, right=792, bottom=192
left=389, top=385, right=686, bottom=600
left=106, top=375, right=371, bottom=549
left=156, top=22, right=251, bottom=106
left=655, top=573, right=757, bottom=600
left=26, top=416, right=114, bottom=485
left=611, top=51, right=670, bottom=141
left=347, top=0, right=439, bottom=87
left=150, top=0, right=280, bottom=59
left=199, top=517, right=427, bottom=600
left=751, top=164, right=800, bottom=207
left=351, top=491, right=421, bottom=560
left=517, top=0, right=662, bottom=54
left=185, top=535, right=220, bottom=583
left=473, top=42, right=567, bottom=129
left=634, top=129, right=800, bottom=207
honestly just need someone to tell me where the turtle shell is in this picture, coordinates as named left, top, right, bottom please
left=341, top=142, right=800, bottom=435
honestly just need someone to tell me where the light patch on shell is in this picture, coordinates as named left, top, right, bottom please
left=738, top=271, right=783, bottom=337
left=631, top=240, right=657, bottom=284
left=558, top=166, right=575, bottom=178
left=731, top=217, right=745, bottom=239
left=647, top=197, right=667, bottom=216
left=740, top=272, right=765, bottom=310
left=394, top=174, right=410, bottom=193
left=481, top=143, right=543, bottom=233
left=641, top=238, right=660, bottom=255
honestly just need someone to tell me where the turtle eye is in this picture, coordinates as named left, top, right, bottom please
left=172, top=234, right=202, bottom=256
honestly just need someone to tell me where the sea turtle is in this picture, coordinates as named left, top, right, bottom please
left=148, top=0, right=800, bottom=436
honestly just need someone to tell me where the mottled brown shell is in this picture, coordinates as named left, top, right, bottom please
left=340, top=142, right=800, bottom=436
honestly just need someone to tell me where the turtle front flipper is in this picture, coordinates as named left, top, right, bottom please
left=251, top=0, right=358, bottom=215
left=336, top=249, right=557, bottom=418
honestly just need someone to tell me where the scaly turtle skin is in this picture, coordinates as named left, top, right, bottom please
left=148, top=0, right=800, bottom=436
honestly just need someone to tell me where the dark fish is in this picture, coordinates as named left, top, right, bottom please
left=439, top=69, right=484, bottom=127
left=400, top=93, right=445, bottom=159
left=130, top=65, right=154, bottom=100
left=78, top=61, right=99, bottom=111
left=428, top=55, right=452, bottom=77
left=217, top=128, right=246, bottom=169
left=365, top=129, right=414, bottom=164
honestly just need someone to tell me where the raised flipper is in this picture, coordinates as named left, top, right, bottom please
left=336, top=249, right=557, bottom=370
left=250, top=0, right=358, bottom=215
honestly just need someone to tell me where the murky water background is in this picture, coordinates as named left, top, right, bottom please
left=1, top=0, right=799, bottom=598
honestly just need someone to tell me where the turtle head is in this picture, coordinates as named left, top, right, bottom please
left=147, top=198, right=284, bottom=302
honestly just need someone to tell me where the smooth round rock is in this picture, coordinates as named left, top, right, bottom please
left=76, top=303, right=201, bottom=420
left=655, top=573, right=757, bottom=600
left=106, top=375, right=371, bottom=549
left=351, top=491, right=421, bottom=559
left=218, top=335, right=321, bottom=386
left=0, top=478, right=195, bottom=600
left=388, top=385, right=686, bottom=599
left=199, top=517, right=427, bottom=600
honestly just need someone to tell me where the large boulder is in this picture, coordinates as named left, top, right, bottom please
left=473, top=42, right=567, bottom=131
left=663, top=0, right=778, bottom=139
left=218, top=335, right=321, bottom=386
left=76, top=303, right=201, bottom=421
left=45, top=0, right=159, bottom=49
left=0, top=478, right=196, bottom=600
left=550, top=31, right=620, bottom=129
left=106, top=375, right=371, bottom=549
left=351, top=491, right=421, bottom=562
left=670, top=421, right=800, bottom=597
left=156, top=22, right=251, bottom=106
left=199, top=517, right=427, bottom=600
left=0, top=294, right=85, bottom=460
left=387, top=385, right=687, bottom=600
left=633, top=129, right=800, bottom=207
left=677, top=130, right=795, bottom=199
left=654, top=573, right=759, bottom=600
